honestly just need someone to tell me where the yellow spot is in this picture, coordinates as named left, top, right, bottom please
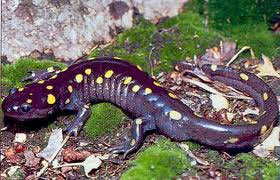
left=263, top=92, right=268, bottom=101
left=114, top=57, right=122, bottom=60
left=65, top=99, right=70, bottom=104
left=68, top=85, right=73, bottom=93
left=38, top=80, right=45, bottom=84
left=153, top=81, right=161, bottom=87
left=96, top=77, right=103, bottom=84
left=75, top=74, right=83, bottom=83
left=47, top=94, right=56, bottom=104
left=46, top=86, right=53, bottom=90
left=260, top=125, right=267, bottom=135
left=123, top=77, right=132, bottom=84
left=61, top=68, right=68, bottom=72
left=50, top=75, right=57, bottom=79
left=130, top=139, right=136, bottom=146
left=105, top=70, right=114, bottom=78
left=168, top=92, right=177, bottom=99
left=132, top=85, right=140, bottom=92
left=18, top=88, right=24, bottom=91
left=136, top=65, right=142, bottom=71
left=29, top=93, right=33, bottom=96
left=84, top=104, right=90, bottom=109
left=135, top=118, right=142, bottom=125
left=47, top=67, right=54, bottom=72
left=169, top=110, right=182, bottom=120
left=211, top=64, right=217, bottom=71
left=144, top=88, right=152, bottom=95
left=26, top=99, right=32, bottom=103
left=226, top=137, right=239, bottom=143
left=240, top=73, right=249, bottom=81
left=85, top=69, right=92, bottom=75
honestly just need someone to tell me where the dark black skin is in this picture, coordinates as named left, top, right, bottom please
left=2, top=57, right=278, bottom=156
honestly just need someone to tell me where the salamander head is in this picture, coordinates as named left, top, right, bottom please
left=2, top=85, right=58, bottom=121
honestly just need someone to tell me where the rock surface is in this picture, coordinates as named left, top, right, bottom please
left=2, top=0, right=188, bottom=62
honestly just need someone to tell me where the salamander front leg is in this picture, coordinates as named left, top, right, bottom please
left=64, top=104, right=91, bottom=137
left=22, top=66, right=62, bottom=82
left=109, top=117, right=156, bottom=158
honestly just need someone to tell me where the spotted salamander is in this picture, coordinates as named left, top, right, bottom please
left=2, top=57, right=278, bottom=156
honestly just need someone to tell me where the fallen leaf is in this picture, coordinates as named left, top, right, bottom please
left=25, top=174, right=37, bottom=180
left=199, top=41, right=237, bottom=66
left=253, top=147, right=270, bottom=158
left=79, top=141, right=89, bottom=147
left=62, top=147, right=91, bottom=163
left=226, top=112, right=235, bottom=122
left=210, top=94, right=229, bottom=111
left=256, top=54, right=280, bottom=78
left=24, top=151, right=40, bottom=168
left=54, top=154, right=102, bottom=178
left=97, top=154, right=110, bottom=160
left=4, top=148, right=15, bottom=159
left=241, top=108, right=260, bottom=116
left=83, top=155, right=102, bottom=177
left=15, top=144, right=26, bottom=153
left=7, top=166, right=20, bottom=177
left=182, top=77, right=251, bottom=100
left=0, top=154, right=5, bottom=161
left=37, top=129, right=63, bottom=162
left=61, top=166, right=72, bottom=173
left=14, top=133, right=27, bottom=143
left=255, top=126, right=280, bottom=152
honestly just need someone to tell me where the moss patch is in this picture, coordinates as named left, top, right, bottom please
left=1, top=58, right=66, bottom=89
left=195, top=0, right=280, bottom=58
left=122, top=138, right=192, bottom=180
left=236, top=153, right=280, bottom=179
left=205, top=152, right=280, bottom=179
left=90, top=9, right=221, bottom=74
left=90, top=19, right=157, bottom=73
left=85, top=103, right=127, bottom=139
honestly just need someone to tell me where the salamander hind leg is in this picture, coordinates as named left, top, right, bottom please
left=108, top=116, right=156, bottom=158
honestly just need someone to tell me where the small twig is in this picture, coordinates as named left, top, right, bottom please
left=182, top=77, right=252, bottom=100
left=53, top=162, right=82, bottom=169
left=148, top=47, right=156, bottom=76
left=36, top=135, right=70, bottom=177
left=88, top=45, right=98, bottom=55
left=226, top=46, right=251, bottom=66
left=0, top=126, right=8, bottom=131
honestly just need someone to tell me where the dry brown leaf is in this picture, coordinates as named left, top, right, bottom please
left=54, top=154, right=102, bottom=178
left=209, top=94, right=229, bottom=111
left=256, top=54, right=280, bottom=78
left=255, top=126, right=280, bottom=151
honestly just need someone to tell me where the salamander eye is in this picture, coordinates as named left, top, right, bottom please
left=9, top=88, right=17, bottom=95
left=21, top=104, right=31, bottom=112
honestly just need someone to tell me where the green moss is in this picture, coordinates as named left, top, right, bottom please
left=223, top=23, right=278, bottom=58
left=155, top=11, right=221, bottom=72
left=236, top=153, right=280, bottom=179
left=90, top=10, right=221, bottom=74
left=2, top=58, right=66, bottom=89
left=122, top=138, right=192, bottom=180
left=194, top=0, right=280, bottom=57
left=197, top=0, right=279, bottom=30
left=85, top=103, right=127, bottom=139
left=90, top=18, right=157, bottom=73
